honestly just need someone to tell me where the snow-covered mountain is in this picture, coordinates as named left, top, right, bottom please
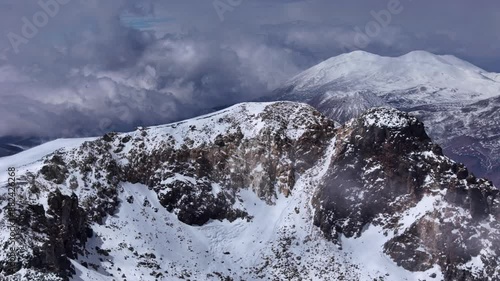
left=271, top=50, right=500, bottom=188
left=0, top=102, right=498, bottom=281
left=276, top=50, right=500, bottom=105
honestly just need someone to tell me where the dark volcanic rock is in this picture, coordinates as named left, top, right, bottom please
left=311, top=108, right=499, bottom=280
left=1, top=190, right=90, bottom=281
left=313, top=108, right=437, bottom=239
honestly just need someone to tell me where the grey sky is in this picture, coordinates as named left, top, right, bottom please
left=0, top=0, right=499, bottom=138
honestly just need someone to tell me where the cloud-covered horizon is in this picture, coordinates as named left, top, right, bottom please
left=1, top=0, right=499, bottom=138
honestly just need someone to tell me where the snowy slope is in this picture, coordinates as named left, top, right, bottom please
left=0, top=138, right=96, bottom=182
left=0, top=102, right=498, bottom=281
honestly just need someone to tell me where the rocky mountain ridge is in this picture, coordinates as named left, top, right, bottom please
left=0, top=102, right=498, bottom=281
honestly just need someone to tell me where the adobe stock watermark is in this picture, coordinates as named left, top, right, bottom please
left=6, top=167, right=21, bottom=275
left=6, top=0, right=97, bottom=54
left=213, top=0, right=244, bottom=22
left=341, top=0, right=408, bottom=52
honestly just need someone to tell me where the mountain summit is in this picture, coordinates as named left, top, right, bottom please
left=271, top=50, right=500, bottom=189
left=0, top=102, right=498, bottom=281
left=281, top=50, right=499, bottom=105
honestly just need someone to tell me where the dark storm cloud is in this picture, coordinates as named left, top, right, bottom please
left=0, top=0, right=499, bottom=138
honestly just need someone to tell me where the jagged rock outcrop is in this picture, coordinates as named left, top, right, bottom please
left=312, top=108, right=499, bottom=280
left=0, top=189, right=91, bottom=281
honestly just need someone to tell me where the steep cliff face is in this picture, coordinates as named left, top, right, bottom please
left=312, top=108, right=499, bottom=280
left=0, top=188, right=91, bottom=281
left=0, top=102, right=498, bottom=281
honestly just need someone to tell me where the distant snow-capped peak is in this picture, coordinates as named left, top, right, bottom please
left=285, top=50, right=500, bottom=103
